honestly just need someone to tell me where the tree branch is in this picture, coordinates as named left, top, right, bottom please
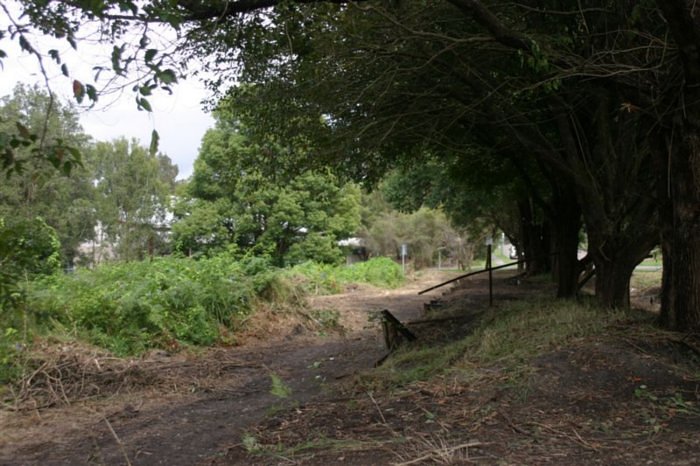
left=655, top=0, right=700, bottom=83
left=445, top=0, right=531, bottom=52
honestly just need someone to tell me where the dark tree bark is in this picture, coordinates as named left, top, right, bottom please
left=550, top=188, right=582, bottom=299
left=588, top=242, right=650, bottom=308
left=655, top=112, right=700, bottom=331
left=654, top=0, right=700, bottom=332
left=551, top=90, right=659, bottom=308
left=505, top=145, right=582, bottom=298
left=518, top=199, right=550, bottom=275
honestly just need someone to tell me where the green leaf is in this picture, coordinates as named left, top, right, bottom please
left=67, top=146, right=82, bottom=162
left=123, top=1, right=138, bottom=15
left=269, top=373, right=291, bottom=398
left=145, top=49, right=158, bottom=63
left=157, top=69, right=177, bottom=85
left=111, top=45, right=123, bottom=74
left=48, top=49, right=61, bottom=64
left=18, top=35, right=33, bottom=53
left=149, top=129, right=159, bottom=155
left=85, top=84, right=98, bottom=103
left=138, top=97, right=152, bottom=112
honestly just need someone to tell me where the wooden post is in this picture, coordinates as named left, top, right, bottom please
left=380, top=310, right=417, bottom=350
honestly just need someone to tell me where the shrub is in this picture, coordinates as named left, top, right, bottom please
left=25, top=254, right=272, bottom=355
left=288, top=257, right=404, bottom=294
left=13, top=255, right=404, bottom=359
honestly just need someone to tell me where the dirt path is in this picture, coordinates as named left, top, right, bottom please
left=0, top=270, right=456, bottom=466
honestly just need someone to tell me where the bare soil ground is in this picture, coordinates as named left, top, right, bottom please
left=1, top=270, right=699, bottom=465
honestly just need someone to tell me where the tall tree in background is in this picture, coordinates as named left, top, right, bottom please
left=175, top=111, right=361, bottom=266
left=89, top=138, right=178, bottom=261
left=0, top=84, right=95, bottom=266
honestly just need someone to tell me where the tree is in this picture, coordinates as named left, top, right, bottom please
left=653, top=1, right=700, bottom=331
left=0, top=216, right=60, bottom=312
left=88, top=137, right=178, bottom=261
left=0, top=84, right=96, bottom=266
left=211, top=2, right=661, bottom=308
left=358, top=185, right=474, bottom=270
left=176, top=117, right=361, bottom=265
left=3, top=0, right=699, bottom=330
left=202, top=3, right=637, bottom=303
left=172, top=198, right=236, bottom=258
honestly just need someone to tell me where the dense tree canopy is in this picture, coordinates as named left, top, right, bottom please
left=174, top=110, right=361, bottom=265
left=0, top=85, right=95, bottom=265
left=2, top=0, right=700, bottom=331
left=0, top=85, right=180, bottom=265
left=88, top=137, right=178, bottom=261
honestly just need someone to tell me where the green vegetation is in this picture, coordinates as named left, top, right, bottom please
left=0, top=216, right=62, bottom=383
left=0, top=85, right=179, bottom=268
left=269, top=373, right=292, bottom=399
left=25, top=253, right=262, bottom=355
left=287, top=257, right=405, bottom=294
left=631, top=269, right=663, bottom=291
left=0, top=254, right=404, bottom=382
left=174, top=110, right=361, bottom=266
left=369, top=298, right=642, bottom=389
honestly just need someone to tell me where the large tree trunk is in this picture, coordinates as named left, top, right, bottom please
left=549, top=182, right=582, bottom=298
left=518, top=199, right=550, bottom=275
left=593, top=260, right=635, bottom=308
left=653, top=0, right=700, bottom=332
left=587, top=239, right=653, bottom=308
left=657, top=121, right=700, bottom=331
left=552, top=216, right=580, bottom=299
left=552, top=88, right=659, bottom=308
left=585, top=219, right=657, bottom=308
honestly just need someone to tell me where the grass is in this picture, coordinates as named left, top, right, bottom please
left=242, top=432, right=393, bottom=459
left=287, top=257, right=405, bottom=295
left=460, top=299, right=633, bottom=366
left=365, top=297, right=644, bottom=390
left=241, top=296, right=664, bottom=463
left=631, top=269, right=662, bottom=290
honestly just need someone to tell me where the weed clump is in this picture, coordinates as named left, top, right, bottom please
left=289, top=257, right=404, bottom=294
left=6, top=255, right=403, bottom=360
left=22, top=254, right=283, bottom=355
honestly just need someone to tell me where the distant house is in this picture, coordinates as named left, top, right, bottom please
left=338, top=237, right=369, bottom=264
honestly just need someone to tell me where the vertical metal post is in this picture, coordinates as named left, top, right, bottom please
left=401, top=243, right=407, bottom=273
left=487, top=243, right=493, bottom=307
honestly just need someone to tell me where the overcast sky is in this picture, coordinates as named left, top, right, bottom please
left=1, top=7, right=215, bottom=179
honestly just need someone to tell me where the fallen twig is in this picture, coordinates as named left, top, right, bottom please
left=392, top=441, right=484, bottom=466
left=367, top=391, right=387, bottom=425
left=529, top=421, right=599, bottom=451
left=103, top=416, right=132, bottom=466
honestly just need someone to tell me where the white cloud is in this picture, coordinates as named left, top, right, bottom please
left=1, top=4, right=215, bottom=179
left=78, top=80, right=215, bottom=179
